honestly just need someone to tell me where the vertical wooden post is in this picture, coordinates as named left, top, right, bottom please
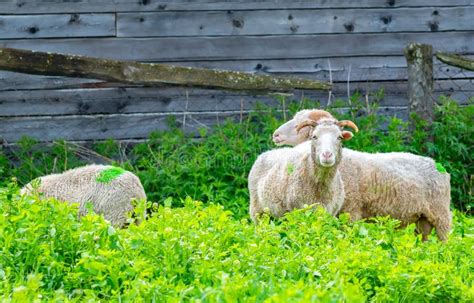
left=404, top=43, right=434, bottom=129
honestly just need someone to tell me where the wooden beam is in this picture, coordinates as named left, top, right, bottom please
left=404, top=43, right=434, bottom=129
left=0, top=14, right=115, bottom=39
left=436, top=52, right=474, bottom=71
left=2, top=56, right=474, bottom=91
left=117, top=7, right=474, bottom=38
left=2, top=0, right=473, bottom=14
left=0, top=48, right=330, bottom=92
left=2, top=32, right=473, bottom=62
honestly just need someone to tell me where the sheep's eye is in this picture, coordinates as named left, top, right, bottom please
left=338, top=135, right=343, bottom=140
left=311, top=135, right=318, bottom=140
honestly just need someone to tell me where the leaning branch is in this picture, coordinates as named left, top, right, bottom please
left=436, top=52, right=474, bottom=71
left=0, top=48, right=331, bottom=92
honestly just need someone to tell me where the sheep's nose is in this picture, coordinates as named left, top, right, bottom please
left=322, top=151, right=333, bottom=159
left=272, top=133, right=281, bottom=142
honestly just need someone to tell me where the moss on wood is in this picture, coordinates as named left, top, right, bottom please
left=436, top=52, right=474, bottom=72
left=0, top=47, right=331, bottom=92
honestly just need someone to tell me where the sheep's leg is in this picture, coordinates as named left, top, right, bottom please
left=103, top=207, right=129, bottom=228
left=416, top=216, right=433, bottom=241
left=432, top=209, right=452, bottom=242
left=249, top=182, right=264, bottom=223
left=434, top=223, right=450, bottom=242
left=419, top=205, right=452, bottom=242
left=99, top=192, right=135, bottom=228
left=249, top=201, right=262, bottom=223
left=345, top=210, right=363, bottom=222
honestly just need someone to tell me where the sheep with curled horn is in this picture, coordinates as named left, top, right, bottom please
left=248, top=116, right=357, bottom=222
left=272, top=109, right=452, bottom=241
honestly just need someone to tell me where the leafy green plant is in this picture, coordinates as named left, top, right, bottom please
left=0, top=184, right=472, bottom=301
left=426, top=98, right=473, bottom=212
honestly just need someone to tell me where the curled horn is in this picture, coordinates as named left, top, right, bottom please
left=308, top=110, right=334, bottom=121
left=337, top=120, right=359, bottom=132
left=296, top=110, right=333, bottom=134
left=295, top=119, right=317, bottom=134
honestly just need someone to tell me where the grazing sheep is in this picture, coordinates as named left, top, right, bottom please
left=21, top=165, right=147, bottom=227
left=249, top=117, right=356, bottom=222
left=272, top=109, right=452, bottom=241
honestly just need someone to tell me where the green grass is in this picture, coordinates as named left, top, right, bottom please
left=0, top=184, right=472, bottom=302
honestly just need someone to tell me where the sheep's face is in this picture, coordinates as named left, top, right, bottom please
left=310, top=120, right=353, bottom=168
left=272, top=110, right=333, bottom=146
left=272, top=117, right=306, bottom=146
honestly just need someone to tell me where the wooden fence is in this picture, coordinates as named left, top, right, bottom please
left=0, top=0, right=473, bottom=142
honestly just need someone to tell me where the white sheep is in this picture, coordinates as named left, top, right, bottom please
left=21, top=164, right=147, bottom=227
left=249, top=117, right=356, bottom=222
left=272, top=109, right=452, bottom=241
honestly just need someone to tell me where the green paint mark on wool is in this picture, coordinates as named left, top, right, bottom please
left=435, top=162, right=447, bottom=174
left=96, top=167, right=126, bottom=183
left=287, top=164, right=295, bottom=175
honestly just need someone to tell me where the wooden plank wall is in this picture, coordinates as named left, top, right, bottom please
left=0, top=0, right=473, bottom=143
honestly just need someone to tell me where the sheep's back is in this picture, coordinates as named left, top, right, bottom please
left=23, top=164, right=146, bottom=210
left=339, top=149, right=450, bottom=222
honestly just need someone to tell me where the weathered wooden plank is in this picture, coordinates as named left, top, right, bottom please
left=433, top=82, right=474, bottom=104
left=222, top=56, right=473, bottom=83
left=1, top=0, right=473, bottom=14
left=437, top=52, right=474, bottom=71
left=0, top=14, right=115, bottom=39
left=0, top=47, right=330, bottom=92
left=0, top=88, right=286, bottom=116
left=0, top=71, right=102, bottom=91
left=117, top=7, right=474, bottom=37
left=2, top=56, right=473, bottom=91
left=1, top=80, right=471, bottom=117
left=1, top=32, right=473, bottom=61
left=0, top=111, right=247, bottom=142
left=0, top=107, right=409, bottom=142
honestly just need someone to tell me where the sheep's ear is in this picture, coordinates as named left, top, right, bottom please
left=341, top=131, right=353, bottom=141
